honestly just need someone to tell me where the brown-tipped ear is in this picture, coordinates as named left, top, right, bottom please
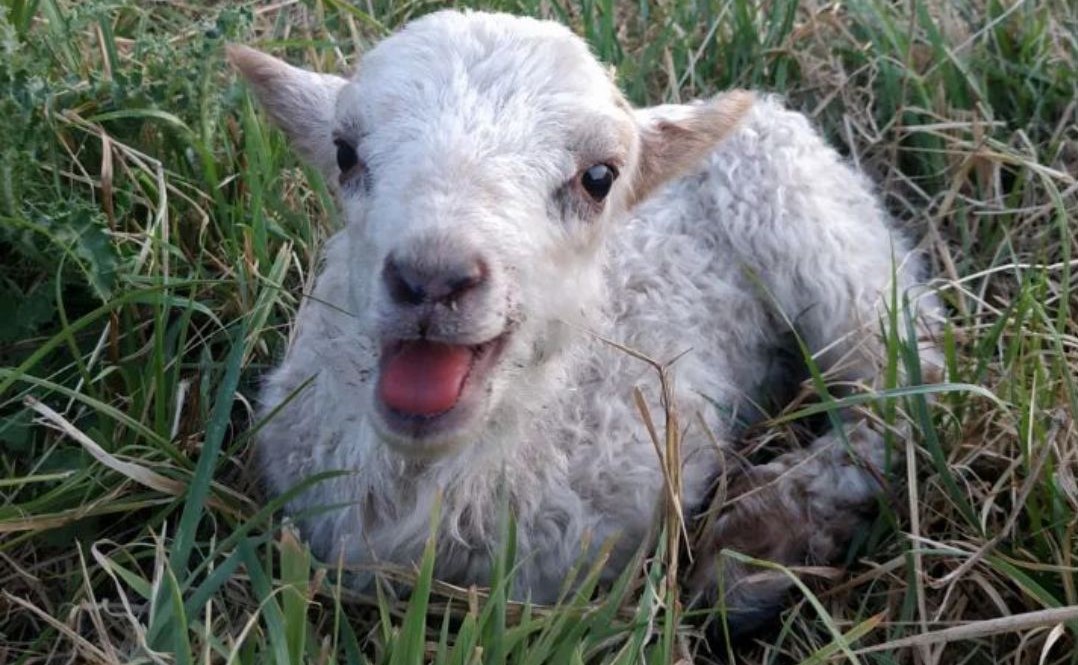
left=226, top=44, right=348, bottom=174
left=628, top=90, right=754, bottom=208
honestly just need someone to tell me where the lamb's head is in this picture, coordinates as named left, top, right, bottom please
left=230, top=11, right=752, bottom=455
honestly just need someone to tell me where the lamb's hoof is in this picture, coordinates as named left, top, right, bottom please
left=705, top=601, right=786, bottom=650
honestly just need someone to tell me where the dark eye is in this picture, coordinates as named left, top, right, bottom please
left=580, top=164, right=618, bottom=202
left=335, top=139, right=359, bottom=173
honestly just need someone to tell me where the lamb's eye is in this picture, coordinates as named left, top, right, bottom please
left=580, top=164, right=617, bottom=202
left=335, top=139, right=359, bottom=173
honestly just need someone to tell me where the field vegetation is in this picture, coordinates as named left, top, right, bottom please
left=1, top=0, right=1076, bottom=663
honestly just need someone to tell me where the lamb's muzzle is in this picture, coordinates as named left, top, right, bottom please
left=371, top=230, right=510, bottom=447
left=230, top=9, right=944, bottom=638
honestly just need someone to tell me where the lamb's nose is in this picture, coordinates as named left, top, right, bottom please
left=383, top=253, right=487, bottom=306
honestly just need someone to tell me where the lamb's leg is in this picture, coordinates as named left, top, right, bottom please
left=688, top=422, right=890, bottom=637
left=689, top=262, right=940, bottom=638
left=688, top=300, right=939, bottom=638
left=686, top=100, right=944, bottom=636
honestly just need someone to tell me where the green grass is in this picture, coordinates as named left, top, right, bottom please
left=1, top=0, right=1076, bottom=662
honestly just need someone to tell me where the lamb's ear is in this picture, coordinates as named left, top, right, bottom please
left=227, top=44, right=348, bottom=174
left=628, top=90, right=754, bottom=208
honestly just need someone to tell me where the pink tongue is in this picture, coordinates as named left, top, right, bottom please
left=378, top=341, right=473, bottom=416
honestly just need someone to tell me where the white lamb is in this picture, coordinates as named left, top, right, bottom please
left=229, top=10, right=942, bottom=635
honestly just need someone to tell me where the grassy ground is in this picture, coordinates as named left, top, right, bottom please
left=1, top=0, right=1076, bottom=663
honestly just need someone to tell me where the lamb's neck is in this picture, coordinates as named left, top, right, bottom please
left=353, top=412, right=569, bottom=542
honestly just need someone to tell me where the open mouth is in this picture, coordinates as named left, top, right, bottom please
left=375, top=333, right=508, bottom=435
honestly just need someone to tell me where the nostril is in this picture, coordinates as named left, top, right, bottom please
left=383, top=255, right=426, bottom=305
left=446, top=259, right=487, bottom=299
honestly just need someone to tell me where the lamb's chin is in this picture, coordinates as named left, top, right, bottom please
left=370, top=410, right=483, bottom=457
left=371, top=334, right=509, bottom=457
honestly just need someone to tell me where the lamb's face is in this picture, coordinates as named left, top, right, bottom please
left=330, top=14, right=639, bottom=452
left=230, top=11, right=753, bottom=455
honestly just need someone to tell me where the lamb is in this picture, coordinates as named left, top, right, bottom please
left=229, top=9, right=943, bottom=635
